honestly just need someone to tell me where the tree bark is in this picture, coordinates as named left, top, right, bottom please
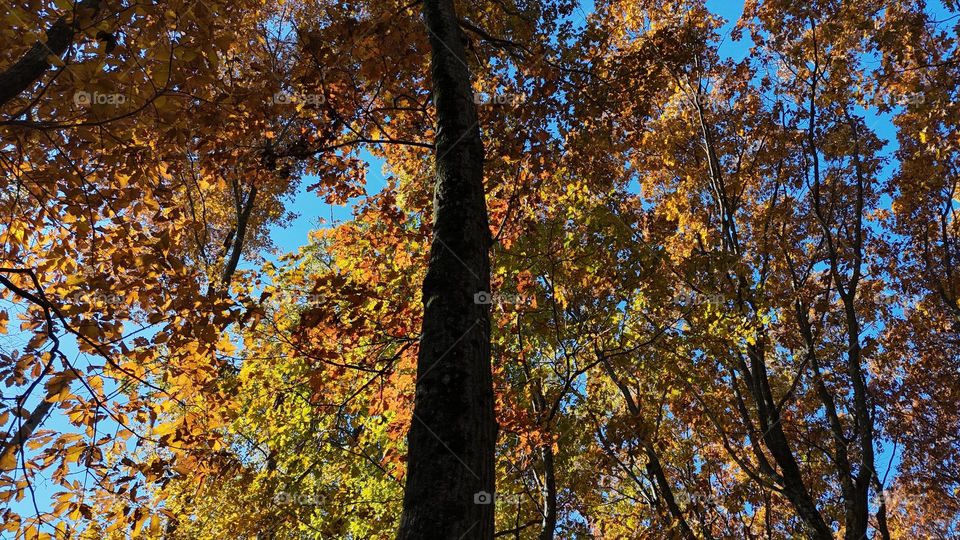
left=396, top=0, right=495, bottom=537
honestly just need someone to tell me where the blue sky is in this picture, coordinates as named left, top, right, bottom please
left=5, top=0, right=956, bottom=533
left=266, top=149, right=387, bottom=256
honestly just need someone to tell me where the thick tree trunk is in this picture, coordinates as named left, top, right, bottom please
left=396, top=0, right=495, bottom=538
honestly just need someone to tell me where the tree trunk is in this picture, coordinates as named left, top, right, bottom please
left=0, top=0, right=102, bottom=109
left=644, top=445, right=697, bottom=540
left=0, top=380, right=66, bottom=470
left=537, top=446, right=557, bottom=540
left=396, top=0, right=495, bottom=537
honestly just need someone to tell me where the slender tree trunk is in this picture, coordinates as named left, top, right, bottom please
left=599, top=356, right=696, bottom=539
left=537, top=446, right=557, bottom=540
left=0, top=380, right=66, bottom=470
left=0, top=0, right=102, bottom=109
left=745, top=344, right=833, bottom=540
left=397, top=0, right=495, bottom=537
left=644, top=445, right=697, bottom=540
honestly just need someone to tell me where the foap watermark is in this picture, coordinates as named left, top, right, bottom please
left=676, top=491, right=717, bottom=509
left=65, top=290, right=127, bottom=307
left=262, top=290, right=326, bottom=309
left=671, top=290, right=726, bottom=307
left=862, top=89, right=925, bottom=108
left=74, top=90, right=126, bottom=107
left=671, top=92, right=735, bottom=113
left=271, top=91, right=326, bottom=107
left=473, top=91, right=526, bottom=107
left=273, top=491, right=325, bottom=506
left=878, top=292, right=927, bottom=313
left=870, top=488, right=917, bottom=516
left=474, top=291, right=531, bottom=306
left=473, top=491, right=522, bottom=505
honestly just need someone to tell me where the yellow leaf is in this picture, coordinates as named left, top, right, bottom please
left=0, top=450, right=16, bottom=470
left=153, top=420, right=179, bottom=437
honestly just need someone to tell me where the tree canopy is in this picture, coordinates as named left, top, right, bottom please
left=1, top=0, right=959, bottom=538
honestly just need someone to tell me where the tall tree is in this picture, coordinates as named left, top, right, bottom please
left=397, top=0, right=496, bottom=537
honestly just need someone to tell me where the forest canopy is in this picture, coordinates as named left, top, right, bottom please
left=1, top=0, right=959, bottom=538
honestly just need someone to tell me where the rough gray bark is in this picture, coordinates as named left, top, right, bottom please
left=0, top=0, right=102, bottom=109
left=396, top=0, right=495, bottom=537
